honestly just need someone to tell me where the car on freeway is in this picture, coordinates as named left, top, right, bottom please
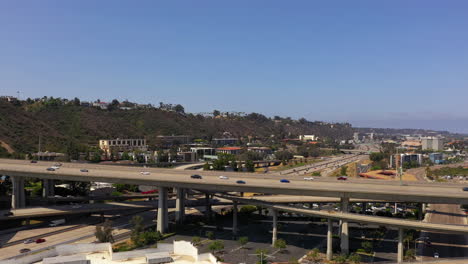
left=54, top=163, right=62, bottom=167
left=80, top=169, right=89, bottom=172
left=337, top=176, right=348, bottom=181
left=19, top=248, right=31, bottom=253
left=280, top=179, right=290, bottom=183
left=191, top=174, right=202, bottom=179
left=236, top=180, right=246, bottom=184
left=30, top=160, right=37, bottom=163
left=23, top=239, right=34, bottom=244
left=140, top=171, right=150, bottom=175
left=35, top=238, right=46, bottom=243
left=51, top=166, right=60, bottom=170
left=46, top=167, right=55, bottom=171
left=463, top=187, right=468, bottom=191
left=434, top=252, right=439, bottom=258
left=303, top=177, right=314, bottom=181
left=72, top=205, right=81, bottom=209
left=3, top=211, right=13, bottom=216
left=219, top=176, right=229, bottom=180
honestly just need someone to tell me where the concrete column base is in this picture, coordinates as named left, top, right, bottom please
left=157, top=187, right=168, bottom=233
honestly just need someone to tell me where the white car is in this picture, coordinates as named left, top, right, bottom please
left=140, top=171, right=150, bottom=175
left=51, top=166, right=60, bottom=170
left=219, top=176, right=229, bottom=180
left=303, top=177, right=314, bottom=181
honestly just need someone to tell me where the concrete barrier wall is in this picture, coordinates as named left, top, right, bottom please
left=0, top=248, right=57, bottom=264
left=55, top=243, right=111, bottom=256
left=112, top=248, right=167, bottom=261
left=198, top=253, right=218, bottom=264
left=173, top=241, right=198, bottom=261
left=43, top=254, right=89, bottom=264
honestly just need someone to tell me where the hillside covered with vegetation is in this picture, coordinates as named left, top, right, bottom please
left=0, top=97, right=354, bottom=157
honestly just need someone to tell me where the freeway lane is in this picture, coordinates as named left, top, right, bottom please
left=217, top=194, right=468, bottom=234
left=1, top=159, right=468, bottom=204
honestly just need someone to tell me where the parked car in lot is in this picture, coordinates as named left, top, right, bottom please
left=191, top=174, right=202, bottom=179
left=303, top=177, right=314, bottom=181
left=35, top=238, right=46, bottom=243
left=23, top=239, right=34, bottom=244
left=337, top=176, right=348, bottom=181
left=80, top=169, right=89, bottom=172
left=236, top=180, right=246, bottom=184
left=280, top=179, right=290, bottom=183
left=19, top=248, right=31, bottom=253
left=46, top=167, right=55, bottom=171
left=219, top=176, right=229, bottom=180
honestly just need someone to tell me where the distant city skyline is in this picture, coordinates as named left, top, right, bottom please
left=1, top=1, right=468, bottom=133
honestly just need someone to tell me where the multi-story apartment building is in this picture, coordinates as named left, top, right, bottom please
left=422, top=137, right=444, bottom=151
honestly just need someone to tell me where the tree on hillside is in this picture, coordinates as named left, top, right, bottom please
left=213, top=110, right=220, bottom=117
left=73, top=97, right=80, bottom=106
left=174, top=104, right=185, bottom=113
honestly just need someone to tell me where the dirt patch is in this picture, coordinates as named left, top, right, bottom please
left=0, top=140, right=14, bottom=153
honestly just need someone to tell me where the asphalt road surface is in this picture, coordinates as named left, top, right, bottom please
left=419, top=204, right=468, bottom=261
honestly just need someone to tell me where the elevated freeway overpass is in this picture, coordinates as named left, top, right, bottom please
left=1, top=159, right=467, bottom=263
left=1, top=159, right=467, bottom=205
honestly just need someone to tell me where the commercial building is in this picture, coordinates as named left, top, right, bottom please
left=156, top=135, right=192, bottom=146
left=212, top=137, right=239, bottom=146
left=216, top=147, right=242, bottom=155
left=422, top=137, right=444, bottom=151
left=247, top=147, right=273, bottom=155
left=429, top=153, right=444, bottom=164
left=390, top=153, right=422, bottom=168
left=190, top=147, right=217, bottom=160
left=299, top=135, right=318, bottom=141
left=99, top=138, right=147, bottom=156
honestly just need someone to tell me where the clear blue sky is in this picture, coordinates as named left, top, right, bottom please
left=1, top=1, right=468, bottom=133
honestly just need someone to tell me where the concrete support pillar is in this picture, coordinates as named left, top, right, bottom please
left=272, top=209, right=278, bottom=246
left=397, top=228, right=404, bottom=263
left=327, top=218, right=333, bottom=260
left=233, top=201, right=238, bottom=235
left=175, top=188, right=185, bottom=223
left=340, top=197, right=349, bottom=255
left=362, top=202, right=367, bottom=213
left=42, top=180, right=55, bottom=198
left=205, top=193, right=212, bottom=220
left=11, top=177, right=25, bottom=209
left=422, top=203, right=427, bottom=214
left=394, top=202, right=398, bottom=214
left=157, top=187, right=168, bottom=233
left=418, top=203, right=423, bottom=220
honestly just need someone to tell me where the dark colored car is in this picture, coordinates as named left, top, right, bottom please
left=35, top=238, right=46, bottom=243
left=337, top=176, right=348, bottom=181
left=3, top=212, right=13, bottom=216
left=191, top=174, right=202, bottom=179
left=236, top=180, right=246, bottom=184
left=30, top=160, right=37, bottom=163
left=19, top=248, right=31, bottom=253
left=463, top=187, right=468, bottom=191
left=280, top=179, right=290, bottom=183
left=80, top=169, right=89, bottom=172
left=46, top=168, right=55, bottom=171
